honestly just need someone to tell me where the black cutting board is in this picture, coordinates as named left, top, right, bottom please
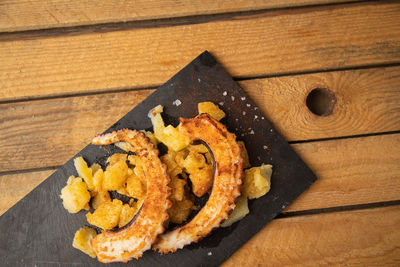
left=0, top=51, right=317, bottom=266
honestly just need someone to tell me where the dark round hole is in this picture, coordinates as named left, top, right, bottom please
left=306, top=88, right=337, bottom=116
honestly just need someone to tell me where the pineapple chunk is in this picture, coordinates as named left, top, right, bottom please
left=238, top=141, right=251, bottom=168
left=90, top=163, right=102, bottom=174
left=221, top=195, right=249, bottom=227
left=148, top=105, right=190, bottom=151
left=91, top=190, right=111, bottom=210
left=86, top=199, right=123, bottom=230
left=60, top=176, right=91, bottom=213
left=161, top=150, right=182, bottom=177
left=126, top=173, right=146, bottom=200
left=141, top=130, right=158, bottom=146
left=74, top=157, right=94, bottom=191
left=243, top=164, right=272, bottom=199
left=103, top=160, right=128, bottom=191
left=72, top=226, right=97, bottom=258
left=168, top=198, right=195, bottom=224
left=118, top=203, right=139, bottom=228
left=198, top=101, right=225, bottom=121
left=183, top=151, right=207, bottom=171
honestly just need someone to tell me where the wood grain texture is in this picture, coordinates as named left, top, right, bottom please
left=1, top=1, right=399, bottom=101
left=1, top=134, right=399, bottom=216
left=1, top=66, right=399, bottom=172
left=0, top=0, right=360, bottom=32
left=223, top=205, right=400, bottom=266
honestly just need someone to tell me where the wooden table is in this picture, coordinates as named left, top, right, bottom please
left=1, top=0, right=399, bottom=265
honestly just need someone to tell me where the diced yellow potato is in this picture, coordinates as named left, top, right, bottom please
left=238, top=141, right=251, bottom=168
left=188, top=165, right=213, bottom=197
left=90, top=163, right=102, bottom=175
left=74, top=157, right=94, bottom=191
left=188, top=144, right=208, bottom=154
left=168, top=199, right=195, bottom=224
left=170, top=176, right=186, bottom=202
left=60, top=176, right=91, bottom=213
left=103, top=160, right=128, bottom=191
left=86, top=199, right=123, bottom=230
left=106, top=153, right=127, bottom=166
left=91, top=190, right=111, bottom=210
left=175, top=149, right=189, bottom=169
left=92, top=168, right=104, bottom=194
left=183, top=151, right=207, bottom=171
left=126, top=173, right=146, bottom=200
left=243, top=164, right=272, bottom=199
left=221, top=195, right=249, bottom=227
left=161, top=150, right=183, bottom=177
left=148, top=105, right=190, bottom=151
left=72, top=226, right=97, bottom=258
left=118, top=203, right=138, bottom=228
left=141, top=130, right=158, bottom=146
left=198, top=101, right=225, bottom=121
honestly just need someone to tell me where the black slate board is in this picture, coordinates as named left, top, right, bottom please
left=0, top=51, right=317, bottom=266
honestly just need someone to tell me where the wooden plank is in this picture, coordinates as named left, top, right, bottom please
left=0, top=0, right=360, bottom=32
left=1, top=134, right=399, bottom=216
left=1, top=66, right=399, bottom=171
left=223, top=205, right=400, bottom=266
left=1, top=1, right=399, bottom=101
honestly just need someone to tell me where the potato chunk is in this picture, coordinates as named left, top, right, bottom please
left=60, top=176, right=91, bottom=213
left=103, top=160, right=128, bottom=191
left=86, top=199, right=123, bottom=230
left=148, top=105, right=190, bottom=151
left=91, top=190, right=111, bottom=210
left=198, top=101, right=225, bottom=121
left=92, top=168, right=105, bottom=194
left=74, top=157, right=94, bottom=191
left=168, top=198, right=195, bottom=224
left=118, top=203, right=139, bottom=228
left=221, top=195, right=249, bottom=227
left=243, top=164, right=272, bottom=199
left=72, top=226, right=97, bottom=258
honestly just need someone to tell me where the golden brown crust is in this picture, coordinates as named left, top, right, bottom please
left=154, top=114, right=244, bottom=253
left=91, top=129, right=171, bottom=263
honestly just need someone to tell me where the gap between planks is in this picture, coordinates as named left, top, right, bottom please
left=0, top=1, right=399, bottom=101
left=1, top=133, right=399, bottom=216
left=0, top=0, right=365, bottom=33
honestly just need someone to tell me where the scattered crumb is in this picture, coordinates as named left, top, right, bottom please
left=241, top=97, right=246, bottom=101
left=254, top=107, right=258, bottom=110
left=219, top=102, right=224, bottom=106
left=235, top=118, right=239, bottom=121
left=249, top=130, right=254, bottom=135
left=223, top=91, right=227, bottom=96
left=263, top=145, right=268, bottom=150
left=231, top=96, right=235, bottom=101
left=198, top=78, right=201, bottom=82
left=242, top=111, right=246, bottom=115
left=261, top=117, right=265, bottom=120
left=208, top=252, right=212, bottom=256
left=254, top=115, right=258, bottom=119
left=270, top=129, right=273, bottom=132
left=172, top=99, right=182, bottom=106
left=246, top=104, right=251, bottom=107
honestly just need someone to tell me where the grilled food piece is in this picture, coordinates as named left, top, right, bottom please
left=90, top=129, right=171, bottom=263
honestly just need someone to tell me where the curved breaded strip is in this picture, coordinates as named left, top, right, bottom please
left=91, top=129, right=171, bottom=263
left=154, top=113, right=244, bottom=253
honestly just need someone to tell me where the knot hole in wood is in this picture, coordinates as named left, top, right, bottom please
left=306, top=88, right=336, bottom=116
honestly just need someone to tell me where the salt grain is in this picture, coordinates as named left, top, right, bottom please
left=208, top=252, right=212, bottom=256
left=249, top=130, right=254, bottom=134
left=223, top=91, right=227, bottom=96
left=197, top=78, right=201, bottom=82
left=172, top=99, right=182, bottom=106
left=242, top=111, right=246, bottom=115
left=254, top=107, right=258, bottom=110
left=246, top=103, right=251, bottom=107
left=241, top=96, right=246, bottom=101
left=261, top=117, right=265, bottom=120
left=231, top=96, right=235, bottom=101
left=263, top=145, right=268, bottom=150
left=219, top=102, right=224, bottom=106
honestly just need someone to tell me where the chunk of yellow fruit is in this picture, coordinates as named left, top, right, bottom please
left=72, top=226, right=97, bottom=258
left=161, top=150, right=183, bottom=177
left=198, top=102, right=225, bottom=121
left=243, top=164, right=272, bottom=199
left=221, top=195, right=249, bottom=227
left=183, top=151, right=207, bottom=171
left=86, top=199, right=123, bottom=230
left=90, top=163, right=101, bottom=175
left=74, top=157, right=94, bottom=191
left=103, top=160, right=128, bottom=191
left=118, top=203, right=139, bottom=228
left=188, top=165, right=213, bottom=197
left=148, top=105, right=190, bottom=151
left=92, top=168, right=105, bottom=194
left=238, top=141, right=251, bottom=168
left=60, top=176, right=91, bottom=213
left=91, top=190, right=111, bottom=210
left=168, top=198, right=195, bottom=224
left=106, top=153, right=127, bottom=166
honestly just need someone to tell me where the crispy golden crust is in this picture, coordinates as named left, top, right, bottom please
left=154, top=114, right=244, bottom=253
left=91, top=129, right=171, bottom=263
